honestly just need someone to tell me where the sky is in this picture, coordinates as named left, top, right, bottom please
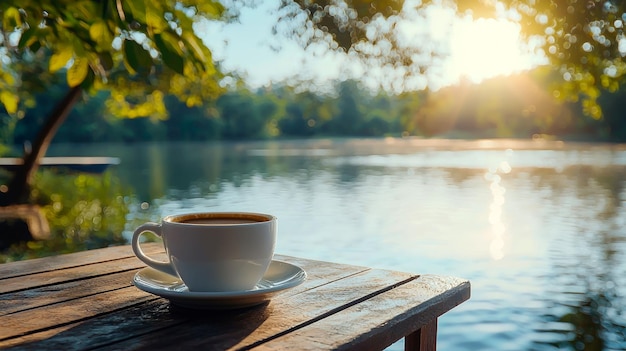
left=194, top=1, right=546, bottom=93
left=195, top=2, right=347, bottom=91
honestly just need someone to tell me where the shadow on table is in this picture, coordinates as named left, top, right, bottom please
left=5, top=299, right=271, bottom=350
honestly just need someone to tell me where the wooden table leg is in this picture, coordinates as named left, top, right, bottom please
left=404, top=319, right=438, bottom=351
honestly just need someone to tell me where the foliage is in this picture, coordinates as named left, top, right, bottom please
left=0, top=0, right=226, bottom=119
left=0, top=0, right=231, bottom=206
left=282, top=0, right=626, bottom=119
left=279, top=91, right=334, bottom=136
left=163, top=95, right=221, bottom=141
left=216, top=91, right=280, bottom=139
left=474, top=0, right=626, bottom=119
left=11, top=73, right=626, bottom=142
left=2, top=0, right=625, bottom=123
left=329, top=80, right=363, bottom=135
left=280, top=0, right=404, bottom=51
left=0, top=170, right=131, bottom=262
left=2, top=0, right=625, bottom=138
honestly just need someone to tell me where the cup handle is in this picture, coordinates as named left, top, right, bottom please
left=132, top=223, right=177, bottom=277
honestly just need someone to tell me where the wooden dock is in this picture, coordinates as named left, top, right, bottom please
left=0, top=156, right=120, bottom=174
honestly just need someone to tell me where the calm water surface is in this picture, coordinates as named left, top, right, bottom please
left=49, top=138, right=626, bottom=351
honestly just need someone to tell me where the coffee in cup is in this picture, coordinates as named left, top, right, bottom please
left=132, top=212, right=276, bottom=292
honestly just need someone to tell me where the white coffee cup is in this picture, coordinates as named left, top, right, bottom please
left=132, top=212, right=277, bottom=292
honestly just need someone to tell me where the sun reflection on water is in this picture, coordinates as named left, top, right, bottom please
left=485, top=150, right=513, bottom=260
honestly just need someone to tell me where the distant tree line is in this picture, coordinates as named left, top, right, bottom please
left=5, top=71, right=626, bottom=149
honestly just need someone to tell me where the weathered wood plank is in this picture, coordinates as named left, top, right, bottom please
left=0, top=286, right=156, bottom=341
left=255, top=275, right=470, bottom=351
left=0, top=300, right=179, bottom=350
left=0, top=247, right=341, bottom=296
left=0, top=253, right=362, bottom=301
left=0, top=256, right=368, bottom=349
left=0, top=255, right=363, bottom=316
left=0, top=243, right=163, bottom=280
left=0, top=256, right=152, bottom=294
left=0, top=246, right=470, bottom=351
left=0, top=156, right=120, bottom=174
left=0, top=270, right=138, bottom=316
left=94, top=269, right=416, bottom=350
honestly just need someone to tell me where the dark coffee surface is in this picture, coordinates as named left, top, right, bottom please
left=180, top=218, right=261, bottom=225
left=169, top=212, right=271, bottom=225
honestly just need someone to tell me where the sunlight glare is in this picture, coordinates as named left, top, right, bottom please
left=445, top=18, right=534, bottom=84
left=486, top=157, right=511, bottom=261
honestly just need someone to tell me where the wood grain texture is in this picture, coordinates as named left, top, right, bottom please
left=0, top=245, right=471, bottom=351
left=0, top=254, right=370, bottom=350
left=0, top=243, right=162, bottom=280
left=98, top=270, right=415, bottom=350
left=0, top=300, right=179, bottom=350
left=0, top=286, right=155, bottom=341
left=0, top=270, right=138, bottom=315
left=0, top=255, right=346, bottom=317
left=0, top=256, right=152, bottom=294
left=256, top=275, right=469, bottom=351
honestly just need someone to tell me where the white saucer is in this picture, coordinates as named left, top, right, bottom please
left=132, top=260, right=307, bottom=310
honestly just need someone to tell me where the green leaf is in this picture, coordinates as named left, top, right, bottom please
left=98, top=52, right=114, bottom=70
left=29, top=41, right=42, bottom=53
left=0, top=70, right=15, bottom=86
left=3, top=7, right=22, bottom=32
left=181, top=32, right=208, bottom=63
left=18, top=27, right=37, bottom=49
left=196, top=2, right=225, bottom=18
left=81, top=67, right=96, bottom=89
left=125, top=0, right=147, bottom=24
left=74, top=1, right=98, bottom=19
left=49, top=47, right=74, bottom=72
left=123, top=40, right=152, bottom=75
left=89, top=20, right=113, bottom=50
left=145, top=2, right=167, bottom=33
left=154, top=33, right=184, bottom=75
left=67, top=57, right=89, bottom=87
left=71, top=34, right=86, bottom=57
left=0, top=91, right=19, bottom=114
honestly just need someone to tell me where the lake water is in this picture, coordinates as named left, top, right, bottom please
left=48, top=138, right=626, bottom=351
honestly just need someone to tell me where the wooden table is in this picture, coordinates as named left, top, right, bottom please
left=0, top=244, right=470, bottom=350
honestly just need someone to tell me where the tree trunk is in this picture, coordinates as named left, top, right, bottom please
left=0, top=86, right=82, bottom=206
